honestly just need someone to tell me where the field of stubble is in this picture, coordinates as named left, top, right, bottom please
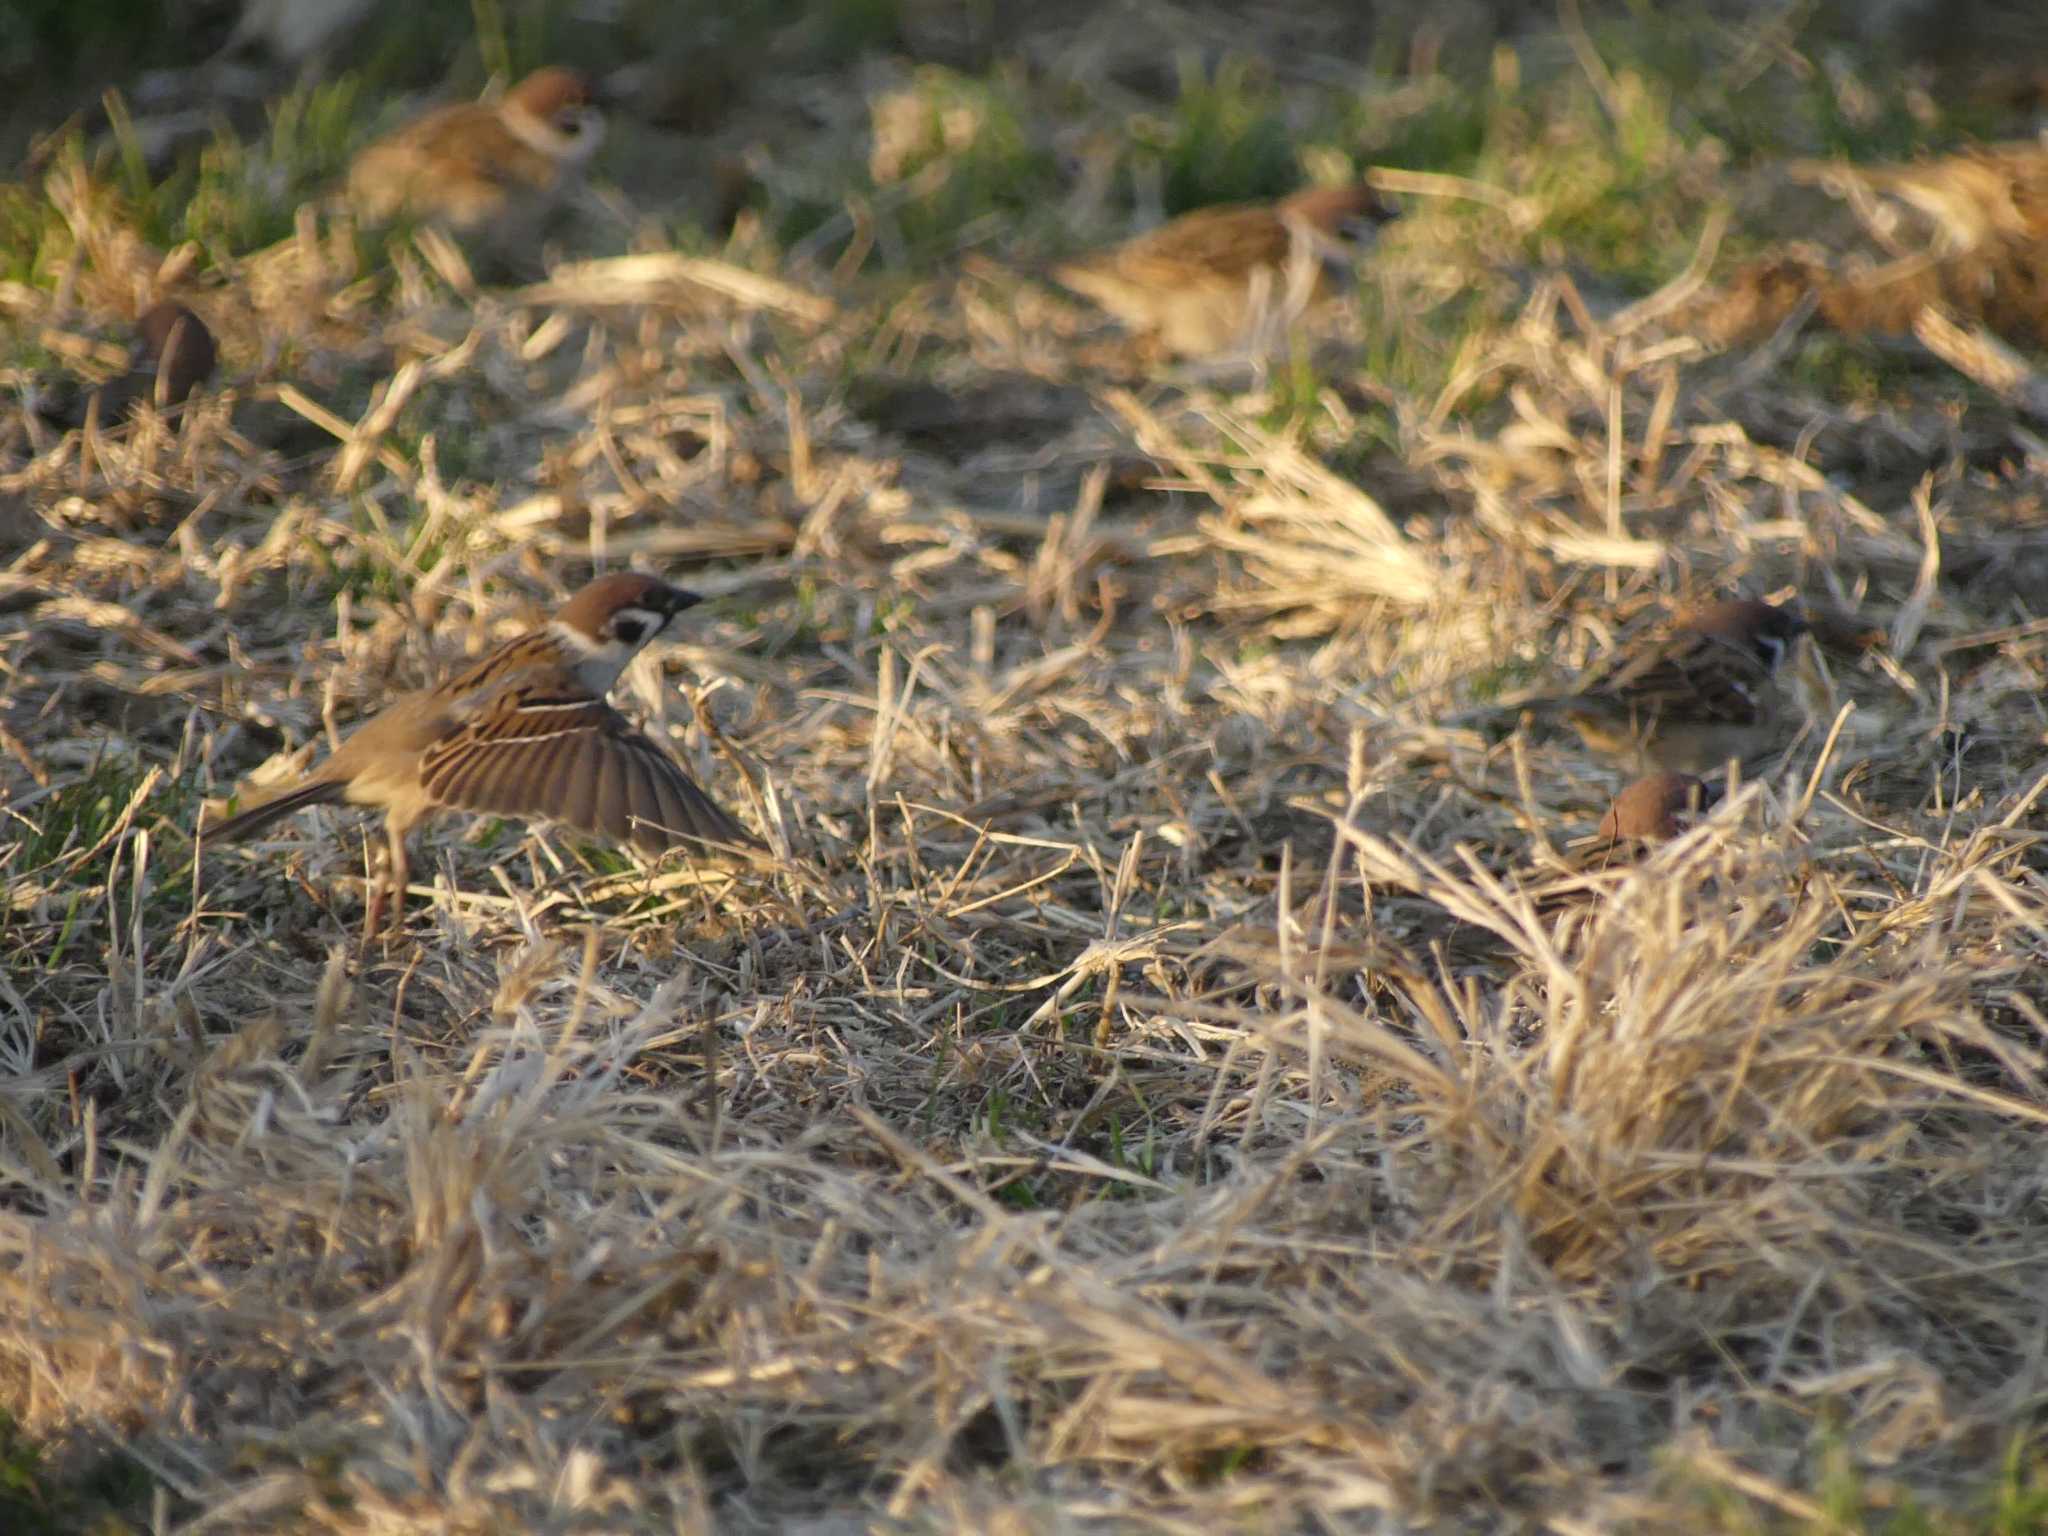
left=4, top=2, right=2048, bottom=1530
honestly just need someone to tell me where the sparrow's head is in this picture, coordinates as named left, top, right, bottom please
left=1599, top=772, right=1720, bottom=842
left=505, top=66, right=603, bottom=147
left=135, top=302, right=217, bottom=409
left=553, top=572, right=703, bottom=689
left=1682, top=598, right=1809, bottom=669
left=1282, top=180, right=1399, bottom=243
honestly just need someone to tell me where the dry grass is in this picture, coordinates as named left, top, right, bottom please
left=4, top=5, right=2048, bottom=1532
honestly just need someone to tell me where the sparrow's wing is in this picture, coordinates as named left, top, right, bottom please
left=1129, top=204, right=1291, bottom=276
left=355, top=104, right=557, bottom=197
left=432, top=113, right=560, bottom=190
left=1583, top=627, right=1774, bottom=725
left=419, top=686, right=760, bottom=854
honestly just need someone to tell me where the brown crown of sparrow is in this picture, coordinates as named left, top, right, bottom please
left=1512, top=598, right=1811, bottom=774
left=203, top=572, right=759, bottom=942
left=1052, top=179, right=1398, bottom=357
left=1597, top=772, right=1721, bottom=843
left=129, top=303, right=218, bottom=412
left=346, top=66, right=604, bottom=236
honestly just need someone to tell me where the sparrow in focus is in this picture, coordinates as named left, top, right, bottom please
left=203, top=573, right=759, bottom=941
left=1513, top=598, right=1812, bottom=774
left=1597, top=772, right=1720, bottom=844
left=345, top=66, right=604, bottom=243
left=1051, top=180, right=1397, bottom=357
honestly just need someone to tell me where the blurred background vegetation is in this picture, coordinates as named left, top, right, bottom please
left=3, top=0, right=2046, bottom=427
left=4, top=0, right=2046, bottom=252
left=0, top=0, right=2039, bottom=462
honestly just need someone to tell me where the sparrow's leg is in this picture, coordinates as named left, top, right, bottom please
left=358, top=820, right=411, bottom=948
left=381, top=820, right=411, bottom=940
left=359, top=847, right=388, bottom=951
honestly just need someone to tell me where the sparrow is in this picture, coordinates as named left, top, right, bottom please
left=33, top=303, right=218, bottom=429
left=1508, top=771, right=1726, bottom=935
left=118, top=303, right=217, bottom=415
left=1597, top=772, right=1720, bottom=843
left=1693, top=145, right=2048, bottom=348
left=1509, top=598, right=1811, bottom=774
left=1051, top=180, right=1397, bottom=357
left=1785, top=142, right=2048, bottom=254
left=203, top=573, right=759, bottom=941
left=345, top=67, right=604, bottom=241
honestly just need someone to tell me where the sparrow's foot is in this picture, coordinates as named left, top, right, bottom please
left=358, top=837, right=411, bottom=951
left=358, top=872, right=395, bottom=952
left=357, top=886, right=385, bottom=954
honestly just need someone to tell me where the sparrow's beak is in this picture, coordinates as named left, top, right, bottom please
left=664, top=587, right=706, bottom=617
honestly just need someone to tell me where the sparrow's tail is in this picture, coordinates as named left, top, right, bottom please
left=201, top=781, right=347, bottom=845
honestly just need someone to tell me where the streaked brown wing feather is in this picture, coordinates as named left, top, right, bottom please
left=1582, top=628, right=1769, bottom=726
left=385, top=104, right=555, bottom=189
left=586, top=732, right=624, bottom=837
left=558, top=727, right=604, bottom=830
left=1132, top=204, right=1290, bottom=275
left=627, top=737, right=759, bottom=852
left=621, top=750, right=663, bottom=836
left=421, top=689, right=602, bottom=821
left=444, top=119, right=557, bottom=192
left=419, top=686, right=756, bottom=852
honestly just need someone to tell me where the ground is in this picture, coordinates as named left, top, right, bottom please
left=3, top=1, right=2048, bottom=1531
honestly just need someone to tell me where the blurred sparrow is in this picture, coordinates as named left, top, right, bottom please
left=1598, top=772, right=1720, bottom=843
left=34, top=303, right=217, bottom=429
left=1516, top=598, right=1811, bottom=773
left=1513, top=772, right=1724, bottom=930
left=120, top=303, right=218, bottom=415
left=204, top=573, right=759, bottom=941
left=1786, top=142, right=2048, bottom=254
left=1052, top=180, right=1397, bottom=356
left=346, top=67, right=604, bottom=241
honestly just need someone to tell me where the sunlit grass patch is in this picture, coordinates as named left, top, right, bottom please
left=180, top=78, right=368, bottom=262
left=0, top=755, right=199, bottom=984
left=1669, top=1426, right=2048, bottom=1535
left=1780, top=330, right=1986, bottom=412
left=1133, top=55, right=1304, bottom=215
left=0, top=182, right=69, bottom=293
left=0, top=1409, right=155, bottom=1536
left=866, top=64, right=1058, bottom=265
